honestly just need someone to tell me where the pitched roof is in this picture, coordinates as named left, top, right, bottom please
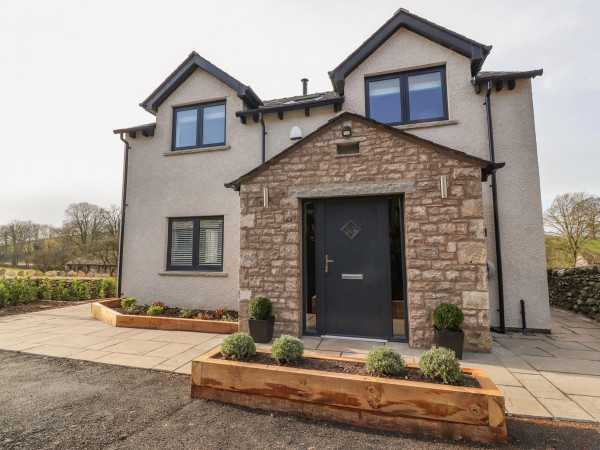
left=329, top=9, right=492, bottom=95
left=225, top=111, right=503, bottom=190
left=140, top=52, right=263, bottom=114
left=236, top=91, right=343, bottom=117
left=475, top=69, right=543, bottom=83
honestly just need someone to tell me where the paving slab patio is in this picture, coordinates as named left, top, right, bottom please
left=1, top=304, right=600, bottom=423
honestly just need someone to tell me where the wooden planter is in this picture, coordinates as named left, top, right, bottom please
left=191, top=347, right=506, bottom=444
left=91, top=299, right=238, bottom=334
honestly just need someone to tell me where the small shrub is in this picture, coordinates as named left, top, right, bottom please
left=37, top=282, right=51, bottom=300
left=221, top=333, right=256, bottom=360
left=51, top=280, right=68, bottom=301
left=121, top=297, right=136, bottom=309
left=96, top=278, right=117, bottom=298
left=66, top=278, right=89, bottom=301
left=126, top=305, right=145, bottom=315
left=270, top=335, right=304, bottom=365
left=433, top=303, right=464, bottom=332
left=180, top=307, right=196, bottom=318
left=152, top=301, right=165, bottom=308
left=0, top=279, right=9, bottom=307
left=3, top=277, right=38, bottom=305
left=147, top=305, right=164, bottom=316
left=248, top=296, right=272, bottom=320
left=365, top=347, right=406, bottom=377
left=419, top=347, right=463, bottom=385
left=199, top=308, right=234, bottom=321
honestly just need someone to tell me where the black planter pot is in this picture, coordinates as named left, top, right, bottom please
left=434, top=328, right=464, bottom=359
left=248, top=316, right=275, bottom=343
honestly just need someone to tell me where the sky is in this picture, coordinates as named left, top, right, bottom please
left=0, top=0, right=598, bottom=226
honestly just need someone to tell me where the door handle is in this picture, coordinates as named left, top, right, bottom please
left=325, top=254, right=334, bottom=274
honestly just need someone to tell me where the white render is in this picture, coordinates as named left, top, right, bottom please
left=119, top=20, right=549, bottom=331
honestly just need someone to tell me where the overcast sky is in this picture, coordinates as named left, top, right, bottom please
left=0, top=0, right=597, bottom=226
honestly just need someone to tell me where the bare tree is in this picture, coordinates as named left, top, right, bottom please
left=63, top=202, right=105, bottom=249
left=544, top=192, right=595, bottom=267
left=583, top=196, right=600, bottom=240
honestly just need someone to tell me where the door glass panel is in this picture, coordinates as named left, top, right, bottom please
left=304, top=202, right=317, bottom=333
left=202, top=104, right=226, bottom=145
left=340, top=220, right=361, bottom=241
left=389, top=198, right=406, bottom=338
left=408, top=71, right=443, bottom=121
left=368, top=78, right=402, bottom=124
left=175, top=109, right=197, bottom=148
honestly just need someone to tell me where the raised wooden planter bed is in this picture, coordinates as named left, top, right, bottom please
left=191, top=347, right=506, bottom=444
left=91, top=299, right=238, bottom=334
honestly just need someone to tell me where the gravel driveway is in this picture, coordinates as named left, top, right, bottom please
left=0, top=351, right=598, bottom=449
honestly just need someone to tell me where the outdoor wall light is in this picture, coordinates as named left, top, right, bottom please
left=342, top=125, right=352, bottom=139
left=440, top=175, right=448, bottom=198
left=263, top=187, right=269, bottom=207
left=290, top=126, right=302, bottom=140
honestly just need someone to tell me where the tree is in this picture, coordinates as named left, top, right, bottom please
left=31, top=239, right=72, bottom=272
left=583, top=196, right=600, bottom=240
left=544, top=192, right=597, bottom=267
left=63, top=202, right=105, bottom=250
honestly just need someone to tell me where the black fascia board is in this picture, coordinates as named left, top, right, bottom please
left=235, top=96, right=344, bottom=117
left=329, top=10, right=491, bottom=94
left=475, top=69, right=543, bottom=83
left=140, top=52, right=263, bottom=114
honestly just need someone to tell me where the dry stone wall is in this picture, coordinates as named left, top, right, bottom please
left=548, top=266, right=600, bottom=322
left=237, top=115, right=491, bottom=350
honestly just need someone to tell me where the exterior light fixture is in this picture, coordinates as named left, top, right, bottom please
left=342, top=125, right=352, bottom=139
left=263, top=187, right=269, bottom=207
left=440, top=175, right=448, bottom=198
left=290, top=126, right=302, bottom=140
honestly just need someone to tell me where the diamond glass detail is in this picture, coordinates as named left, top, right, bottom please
left=341, top=220, right=362, bottom=241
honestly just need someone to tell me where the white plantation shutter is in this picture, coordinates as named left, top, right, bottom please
left=199, top=219, right=223, bottom=267
left=170, top=220, right=194, bottom=267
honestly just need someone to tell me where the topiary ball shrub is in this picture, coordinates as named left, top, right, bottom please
left=365, top=347, right=406, bottom=377
left=419, top=347, right=463, bottom=385
left=147, top=305, right=164, bottom=316
left=221, top=333, right=257, bottom=360
left=121, top=297, right=136, bottom=309
left=248, top=296, right=272, bottom=320
left=270, top=335, right=304, bottom=365
left=433, top=302, right=464, bottom=332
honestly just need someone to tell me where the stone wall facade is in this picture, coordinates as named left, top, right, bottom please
left=237, top=114, right=491, bottom=350
left=548, top=266, right=600, bottom=322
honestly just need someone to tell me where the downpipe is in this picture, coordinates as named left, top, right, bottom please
left=117, top=133, right=130, bottom=297
left=485, top=81, right=506, bottom=335
left=260, top=113, right=267, bottom=163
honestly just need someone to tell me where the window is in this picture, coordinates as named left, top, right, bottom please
left=366, top=67, right=447, bottom=125
left=167, top=217, right=224, bottom=271
left=172, top=101, right=226, bottom=150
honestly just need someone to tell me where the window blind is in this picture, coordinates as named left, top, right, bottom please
left=170, top=220, right=194, bottom=267
left=199, top=219, right=223, bottom=267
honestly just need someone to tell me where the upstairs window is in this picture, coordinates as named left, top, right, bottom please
left=172, top=101, right=226, bottom=150
left=167, top=217, right=224, bottom=271
left=366, top=67, right=447, bottom=126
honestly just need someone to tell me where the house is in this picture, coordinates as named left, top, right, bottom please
left=113, top=8, right=550, bottom=351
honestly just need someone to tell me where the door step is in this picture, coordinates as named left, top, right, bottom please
left=321, top=335, right=387, bottom=343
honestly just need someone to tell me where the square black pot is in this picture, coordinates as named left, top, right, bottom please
left=434, top=328, right=464, bottom=359
left=248, top=316, right=275, bottom=343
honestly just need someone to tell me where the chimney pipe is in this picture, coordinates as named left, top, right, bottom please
left=301, top=78, right=308, bottom=96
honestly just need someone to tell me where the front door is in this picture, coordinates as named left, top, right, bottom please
left=315, top=198, right=391, bottom=339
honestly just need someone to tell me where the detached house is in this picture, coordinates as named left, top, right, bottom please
left=114, top=9, right=549, bottom=351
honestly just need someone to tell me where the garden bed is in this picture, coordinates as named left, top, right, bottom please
left=91, top=299, right=238, bottom=334
left=0, top=299, right=95, bottom=317
left=191, top=347, right=506, bottom=444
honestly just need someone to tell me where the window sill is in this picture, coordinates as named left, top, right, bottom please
left=396, top=119, right=458, bottom=131
left=335, top=153, right=362, bottom=158
left=159, top=271, right=228, bottom=277
left=164, top=145, right=230, bottom=156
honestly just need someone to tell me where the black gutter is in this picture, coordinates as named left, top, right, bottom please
left=117, top=133, right=131, bottom=297
left=485, top=81, right=506, bottom=334
left=260, top=113, right=266, bottom=163
left=236, top=96, right=343, bottom=117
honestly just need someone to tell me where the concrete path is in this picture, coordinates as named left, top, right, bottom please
left=1, top=304, right=599, bottom=422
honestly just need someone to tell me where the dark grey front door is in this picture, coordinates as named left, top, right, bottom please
left=315, top=198, right=391, bottom=339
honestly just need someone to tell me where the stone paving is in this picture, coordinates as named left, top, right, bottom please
left=1, top=304, right=599, bottom=422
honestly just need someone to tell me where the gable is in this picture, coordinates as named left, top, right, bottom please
left=329, top=9, right=491, bottom=95
left=226, top=112, right=502, bottom=190
left=140, top=52, right=262, bottom=114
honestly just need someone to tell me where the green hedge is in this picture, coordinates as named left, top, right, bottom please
left=0, top=277, right=117, bottom=307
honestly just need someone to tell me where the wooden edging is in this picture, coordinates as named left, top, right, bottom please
left=90, top=299, right=238, bottom=334
left=191, top=347, right=507, bottom=444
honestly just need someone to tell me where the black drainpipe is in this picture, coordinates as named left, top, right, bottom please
left=485, top=81, right=506, bottom=334
left=117, top=133, right=131, bottom=297
left=260, top=112, right=266, bottom=163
